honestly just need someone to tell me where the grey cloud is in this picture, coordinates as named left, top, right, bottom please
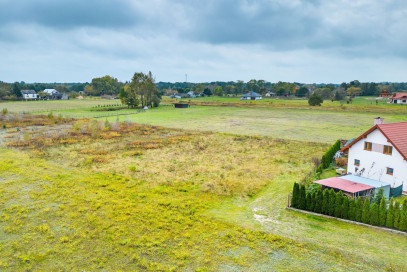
left=0, top=0, right=139, bottom=29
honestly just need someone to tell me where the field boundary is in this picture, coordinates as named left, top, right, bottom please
left=286, top=207, right=407, bottom=236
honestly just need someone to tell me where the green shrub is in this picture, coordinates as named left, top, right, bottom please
left=322, top=189, right=330, bottom=215
left=370, top=202, right=379, bottom=226
left=2, top=108, right=8, bottom=115
left=393, top=201, right=401, bottom=230
left=306, top=193, right=313, bottom=211
left=399, top=199, right=407, bottom=231
left=314, top=190, right=323, bottom=213
left=308, top=93, right=323, bottom=106
left=334, top=191, right=343, bottom=218
left=362, top=198, right=370, bottom=224
left=299, top=184, right=306, bottom=210
left=341, top=196, right=349, bottom=219
left=379, top=196, right=387, bottom=226
left=355, top=197, right=363, bottom=222
left=348, top=199, right=356, bottom=221
left=291, top=182, right=299, bottom=208
left=328, top=189, right=335, bottom=216
left=386, top=198, right=395, bottom=228
left=373, top=188, right=384, bottom=205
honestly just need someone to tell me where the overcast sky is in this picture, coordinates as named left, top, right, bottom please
left=1, top=0, right=407, bottom=83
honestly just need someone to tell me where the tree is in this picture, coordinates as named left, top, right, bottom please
left=299, top=184, right=306, bottom=210
left=386, top=197, right=395, bottom=228
left=314, top=88, right=332, bottom=100
left=235, top=80, right=244, bottom=95
left=306, top=193, right=313, bottom=211
left=291, top=182, right=299, bottom=208
left=362, top=197, right=370, bottom=224
left=91, top=75, right=121, bottom=96
left=213, top=86, right=224, bottom=96
left=314, top=190, right=323, bottom=213
left=334, top=191, right=343, bottom=218
left=348, top=198, right=356, bottom=221
left=399, top=199, right=407, bottom=231
left=355, top=196, right=363, bottom=222
left=322, top=189, right=330, bottom=215
left=333, top=87, right=346, bottom=101
left=308, top=93, right=323, bottom=106
left=370, top=202, right=379, bottom=226
left=393, top=200, right=401, bottom=230
left=342, top=196, right=349, bottom=219
left=328, top=189, right=335, bottom=216
left=346, top=86, right=362, bottom=98
left=124, top=72, right=161, bottom=108
left=373, top=188, right=384, bottom=205
left=296, top=86, right=309, bottom=97
left=379, top=196, right=387, bottom=226
left=203, top=88, right=212, bottom=96
left=119, top=84, right=139, bottom=108
left=12, top=82, right=22, bottom=98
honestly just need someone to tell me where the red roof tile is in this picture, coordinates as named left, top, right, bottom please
left=391, top=93, right=407, bottom=99
left=341, top=122, right=407, bottom=161
left=314, top=177, right=374, bottom=193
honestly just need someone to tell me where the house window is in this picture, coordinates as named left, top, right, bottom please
left=386, top=167, right=393, bottom=175
left=383, top=145, right=393, bottom=155
left=364, top=142, right=372, bottom=151
left=354, top=159, right=360, bottom=166
left=403, top=100, right=407, bottom=103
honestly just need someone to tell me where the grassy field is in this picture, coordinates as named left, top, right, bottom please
left=1, top=100, right=407, bottom=270
left=2, top=99, right=407, bottom=143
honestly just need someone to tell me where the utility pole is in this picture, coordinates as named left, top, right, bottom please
left=185, top=74, right=187, bottom=83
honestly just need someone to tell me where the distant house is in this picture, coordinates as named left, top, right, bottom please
left=379, top=89, right=391, bottom=98
left=170, top=93, right=190, bottom=99
left=240, top=91, right=262, bottom=100
left=21, top=90, right=38, bottom=100
left=390, top=93, right=407, bottom=104
left=341, top=118, right=407, bottom=194
left=265, top=91, right=275, bottom=97
left=187, top=91, right=196, bottom=98
left=42, top=89, right=69, bottom=100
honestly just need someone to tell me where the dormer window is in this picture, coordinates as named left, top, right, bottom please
left=383, top=145, right=393, bottom=155
left=364, top=142, right=372, bottom=151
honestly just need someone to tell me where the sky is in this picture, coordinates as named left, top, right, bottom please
left=1, top=0, right=407, bottom=84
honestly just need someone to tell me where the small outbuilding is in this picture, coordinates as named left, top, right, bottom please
left=314, top=177, right=375, bottom=199
left=174, top=103, right=189, bottom=108
left=241, top=91, right=262, bottom=100
left=379, top=90, right=391, bottom=98
left=390, top=93, right=407, bottom=104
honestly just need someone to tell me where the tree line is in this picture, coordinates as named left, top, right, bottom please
left=291, top=183, right=407, bottom=232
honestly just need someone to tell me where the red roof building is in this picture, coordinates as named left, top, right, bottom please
left=390, top=93, right=407, bottom=104
left=315, top=177, right=374, bottom=197
left=340, top=120, right=407, bottom=194
left=379, top=90, right=391, bottom=98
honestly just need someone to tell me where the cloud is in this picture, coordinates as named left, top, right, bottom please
left=0, top=0, right=407, bottom=83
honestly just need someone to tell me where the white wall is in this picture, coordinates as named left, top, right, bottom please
left=392, top=99, right=407, bottom=104
left=347, top=129, right=407, bottom=191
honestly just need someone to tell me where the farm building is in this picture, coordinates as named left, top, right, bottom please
left=42, top=89, right=69, bottom=100
left=21, top=89, right=38, bottom=100
left=265, top=91, right=275, bottom=97
left=240, top=91, right=262, bottom=100
left=341, top=118, right=407, bottom=194
left=390, top=93, right=407, bottom=104
left=379, top=90, right=391, bottom=98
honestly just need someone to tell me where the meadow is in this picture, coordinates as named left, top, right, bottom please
left=1, top=99, right=407, bottom=271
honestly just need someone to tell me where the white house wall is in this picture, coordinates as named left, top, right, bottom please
left=347, top=129, right=407, bottom=191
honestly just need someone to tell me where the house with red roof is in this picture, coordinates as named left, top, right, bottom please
left=390, top=93, right=407, bottom=104
left=341, top=118, right=407, bottom=192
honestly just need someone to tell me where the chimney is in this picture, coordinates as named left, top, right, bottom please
left=374, top=117, right=384, bottom=125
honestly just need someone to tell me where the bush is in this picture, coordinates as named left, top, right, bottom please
left=334, top=191, right=343, bottom=218
left=2, top=108, right=8, bottom=115
left=348, top=199, right=356, bottom=221
left=370, top=202, right=379, bottom=226
left=355, top=197, right=363, bottom=222
left=362, top=198, right=370, bottom=224
left=291, top=182, right=299, bottom=208
left=379, top=197, right=387, bottom=226
left=394, top=201, right=401, bottom=229
left=341, top=196, right=349, bottom=219
left=386, top=198, right=395, bottom=228
left=322, top=189, right=330, bottom=215
left=328, top=189, right=336, bottom=216
left=308, top=93, right=323, bottom=106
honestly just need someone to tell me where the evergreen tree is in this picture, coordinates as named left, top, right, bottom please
left=355, top=196, right=363, bottom=222
left=292, top=182, right=299, bottom=208
left=386, top=198, right=395, bottom=229
left=348, top=198, right=356, bottom=221
left=379, top=196, right=387, bottom=226
left=370, top=202, right=379, bottom=226
left=334, top=191, right=343, bottom=218
left=373, top=188, right=384, bottom=205
left=311, top=192, right=317, bottom=212
left=342, top=196, right=349, bottom=219
left=329, top=189, right=336, bottom=216
left=322, top=189, right=330, bottom=215
left=393, top=200, right=401, bottom=230
left=306, top=193, right=312, bottom=211
left=314, top=190, right=323, bottom=213
left=361, top=197, right=370, bottom=224
left=300, top=184, right=306, bottom=210
left=399, top=199, right=407, bottom=231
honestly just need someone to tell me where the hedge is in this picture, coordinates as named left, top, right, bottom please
left=316, top=139, right=341, bottom=173
left=291, top=182, right=407, bottom=232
